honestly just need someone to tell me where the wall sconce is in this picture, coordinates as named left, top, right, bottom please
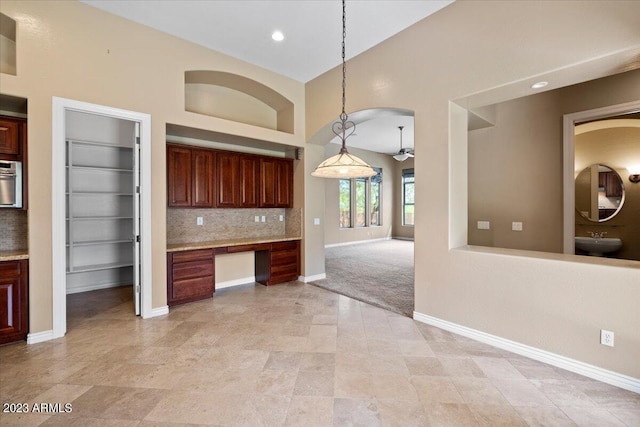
left=629, top=165, right=640, bottom=183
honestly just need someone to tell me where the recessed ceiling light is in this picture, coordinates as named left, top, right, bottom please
left=271, top=31, right=284, bottom=42
left=531, top=81, right=548, bottom=89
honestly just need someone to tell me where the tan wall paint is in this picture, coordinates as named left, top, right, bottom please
left=306, top=0, right=640, bottom=378
left=215, top=252, right=255, bottom=284
left=393, top=157, right=415, bottom=240
left=0, top=0, right=305, bottom=333
left=323, top=145, right=394, bottom=246
left=575, top=127, right=640, bottom=261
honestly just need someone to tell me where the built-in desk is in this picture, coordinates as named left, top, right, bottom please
left=167, top=237, right=301, bottom=306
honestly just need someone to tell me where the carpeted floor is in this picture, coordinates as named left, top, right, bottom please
left=310, top=239, right=414, bottom=317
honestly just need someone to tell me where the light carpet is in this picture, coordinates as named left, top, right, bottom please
left=310, top=239, right=414, bottom=317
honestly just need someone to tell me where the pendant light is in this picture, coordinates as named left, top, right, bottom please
left=312, top=0, right=376, bottom=179
left=393, top=126, right=414, bottom=161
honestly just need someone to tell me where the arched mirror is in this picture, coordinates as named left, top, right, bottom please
left=575, top=164, right=625, bottom=222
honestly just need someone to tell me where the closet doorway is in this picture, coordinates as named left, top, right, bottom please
left=52, top=98, right=152, bottom=340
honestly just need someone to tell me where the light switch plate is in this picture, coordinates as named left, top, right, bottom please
left=279, top=215, right=284, bottom=222
left=196, top=217, right=203, bottom=226
left=477, top=221, right=490, bottom=230
left=512, top=222, right=523, bottom=231
left=254, top=216, right=260, bottom=222
left=314, top=218, right=320, bottom=225
left=261, top=215, right=266, bottom=223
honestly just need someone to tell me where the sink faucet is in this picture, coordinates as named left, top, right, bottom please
left=588, top=231, right=607, bottom=238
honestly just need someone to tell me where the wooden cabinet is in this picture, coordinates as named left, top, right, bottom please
left=167, top=145, right=215, bottom=208
left=260, top=158, right=293, bottom=208
left=0, top=260, right=28, bottom=345
left=167, top=144, right=294, bottom=209
left=167, top=249, right=215, bottom=306
left=192, top=149, right=215, bottom=207
left=167, top=145, right=192, bottom=207
left=0, top=117, right=23, bottom=156
left=239, top=155, right=260, bottom=208
left=256, top=240, right=300, bottom=286
left=216, top=152, right=240, bottom=208
left=600, top=171, right=622, bottom=198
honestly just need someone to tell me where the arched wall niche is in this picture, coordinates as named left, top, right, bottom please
left=184, top=70, right=294, bottom=134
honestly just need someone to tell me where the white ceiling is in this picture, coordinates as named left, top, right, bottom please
left=81, top=0, right=451, bottom=155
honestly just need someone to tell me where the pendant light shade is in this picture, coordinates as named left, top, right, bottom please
left=312, top=0, right=375, bottom=179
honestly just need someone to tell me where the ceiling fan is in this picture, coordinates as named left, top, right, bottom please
left=393, top=126, right=414, bottom=161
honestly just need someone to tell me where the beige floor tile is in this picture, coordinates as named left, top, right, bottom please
left=404, top=357, right=447, bottom=376
left=333, top=398, right=382, bottom=427
left=0, top=412, right=52, bottom=427
left=31, top=384, right=92, bottom=406
left=469, top=404, right=528, bottom=426
left=398, top=339, right=435, bottom=357
left=424, top=402, right=480, bottom=426
left=611, top=408, right=640, bottom=426
left=531, top=379, right=598, bottom=407
left=371, top=374, right=419, bottom=401
left=491, top=379, right=556, bottom=407
left=234, top=394, right=291, bottom=427
left=334, top=371, right=375, bottom=398
left=412, top=377, right=465, bottom=404
left=264, top=351, right=302, bottom=371
left=560, top=406, right=627, bottom=426
left=367, top=354, right=410, bottom=376
left=256, top=369, right=298, bottom=396
left=0, top=380, right=57, bottom=403
left=293, top=371, right=335, bottom=397
left=472, top=357, right=526, bottom=379
left=440, top=358, right=486, bottom=378
left=335, top=352, right=371, bottom=374
left=69, top=385, right=164, bottom=420
left=452, top=378, right=511, bottom=406
left=514, top=406, right=577, bottom=426
left=145, top=390, right=247, bottom=425
left=284, top=396, right=333, bottom=427
left=41, top=416, right=141, bottom=426
left=377, top=398, right=430, bottom=427
left=298, top=352, right=335, bottom=372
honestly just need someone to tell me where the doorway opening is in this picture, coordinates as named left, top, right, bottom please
left=51, top=98, right=152, bottom=340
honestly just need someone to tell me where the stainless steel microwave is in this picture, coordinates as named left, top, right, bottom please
left=0, top=160, right=23, bottom=208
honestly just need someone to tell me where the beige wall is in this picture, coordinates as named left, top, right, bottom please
left=323, top=145, right=394, bottom=245
left=0, top=0, right=305, bottom=333
left=575, top=127, right=640, bottom=261
left=393, top=157, right=415, bottom=240
left=306, top=0, right=640, bottom=378
left=467, top=69, right=640, bottom=255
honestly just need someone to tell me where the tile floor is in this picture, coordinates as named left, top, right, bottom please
left=1, top=282, right=638, bottom=426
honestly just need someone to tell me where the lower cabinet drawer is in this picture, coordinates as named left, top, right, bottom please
left=270, top=249, right=298, bottom=266
left=271, top=262, right=298, bottom=276
left=0, top=261, right=20, bottom=277
left=172, top=260, right=214, bottom=281
left=171, top=277, right=214, bottom=300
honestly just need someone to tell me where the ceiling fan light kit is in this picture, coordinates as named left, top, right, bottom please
left=312, top=0, right=376, bottom=179
left=393, top=125, right=414, bottom=161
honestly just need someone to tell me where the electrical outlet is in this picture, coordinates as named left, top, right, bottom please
left=254, top=216, right=260, bottom=222
left=279, top=215, right=284, bottom=222
left=196, top=217, right=203, bottom=226
left=261, top=215, right=266, bottom=223
left=477, top=221, right=490, bottom=230
left=600, top=329, right=614, bottom=347
left=512, top=221, right=523, bottom=231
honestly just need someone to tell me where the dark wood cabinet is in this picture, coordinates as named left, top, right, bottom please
left=167, top=249, right=215, bottom=306
left=256, top=240, right=300, bottom=286
left=192, top=149, right=215, bottom=207
left=600, top=171, right=623, bottom=198
left=167, top=145, right=192, bottom=207
left=239, top=155, right=260, bottom=208
left=168, top=144, right=294, bottom=209
left=216, top=152, right=240, bottom=208
left=0, top=260, right=28, bottom=345
left=0, top=117, right=25, bottom=158
left=260, top=158, right=293, bottom=208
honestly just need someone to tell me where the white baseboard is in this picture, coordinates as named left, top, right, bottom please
left=413, top=312, right=640, bottom=394
left=27, top=330, right=54, bottom=344
left=325, top=237, right=390, bottom=248
left=66, top=282, right=127, bottom=295
left=392, top=236, right=414, bottom=241
left=216, top=276, right=256, bottom=290
left=300, top=273, right=326, bottom=282
left=150, top=306, right=169, bottom=318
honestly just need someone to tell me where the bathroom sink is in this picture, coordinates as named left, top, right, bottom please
left=575, top=236, right=622, bottom=256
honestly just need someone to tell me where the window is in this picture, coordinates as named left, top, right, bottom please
left=339, top=168, right=382, bottom=228
left=403, top=168, right=414, bottom=226
left=339, top=179, right=351, bottom=228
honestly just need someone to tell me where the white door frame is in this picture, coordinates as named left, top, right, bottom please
left=51, top=97, right=153, bottom=339
left=562, top=99, right=640, bottom=254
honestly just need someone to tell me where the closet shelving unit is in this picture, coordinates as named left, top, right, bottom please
left=66, top=138, right=134, bottom=290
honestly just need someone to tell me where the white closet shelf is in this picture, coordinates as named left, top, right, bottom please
left=67, top=165, right=133, bottom=173
left=68, top=262, right=134, bottom=273
left=67, top=138, right=133, bottom=149
left=67, top=239, right=133, bottom=247
left=66, top=216, right=133, bottom=220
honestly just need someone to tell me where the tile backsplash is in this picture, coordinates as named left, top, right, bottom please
left=0, top=209, right=28, bottom=251
left=167, top=208, right=302, bottom=245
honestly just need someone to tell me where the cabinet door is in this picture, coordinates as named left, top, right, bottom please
left=259, top=158, right=277, bottom=207
left=167, top=145, right=192, bottom=207
left=275, top=159, right=293, bottom=208
left=192, top=149, right=215, bottom=208
left=216, top=152, right=240, bottom=208
left=0, top=117, right=21, bottom=156
left=239, top=155, right=260, bottom=208
left=0, top=260, right=28, bottom=345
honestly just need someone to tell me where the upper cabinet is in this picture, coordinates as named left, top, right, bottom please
left=168, top=144, right=293, bottom=209
left=0, top=116, right=26, bottom=160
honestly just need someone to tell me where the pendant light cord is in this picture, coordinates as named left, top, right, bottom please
left=341, top=0, right=347, bottom=122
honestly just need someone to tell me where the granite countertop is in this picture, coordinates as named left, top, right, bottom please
left=167, top=235, right=302, bottom=252
left=0, top=250, right=29, bottom=262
